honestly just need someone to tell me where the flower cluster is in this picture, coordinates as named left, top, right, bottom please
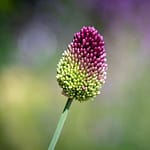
left=57, top=26, right=107, bottom=101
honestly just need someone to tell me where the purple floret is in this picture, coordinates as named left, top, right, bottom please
left=70, top=26, right=107, bottom=83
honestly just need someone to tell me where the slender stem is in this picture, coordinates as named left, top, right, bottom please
left=48, top=98, right=73, bottom=150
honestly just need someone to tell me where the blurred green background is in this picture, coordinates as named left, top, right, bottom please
left=0, top=0, right=150, bottom=150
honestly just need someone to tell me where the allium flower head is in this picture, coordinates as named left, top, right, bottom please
left=57, top=26, right=107, bottom=101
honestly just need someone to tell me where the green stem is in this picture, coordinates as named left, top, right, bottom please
left=48, top=98, right=73, bottom=150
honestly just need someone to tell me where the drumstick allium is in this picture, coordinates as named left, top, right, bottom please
left=57, top=26, right=107, bottom=101
left=48, top=26, right=107, bottom=150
